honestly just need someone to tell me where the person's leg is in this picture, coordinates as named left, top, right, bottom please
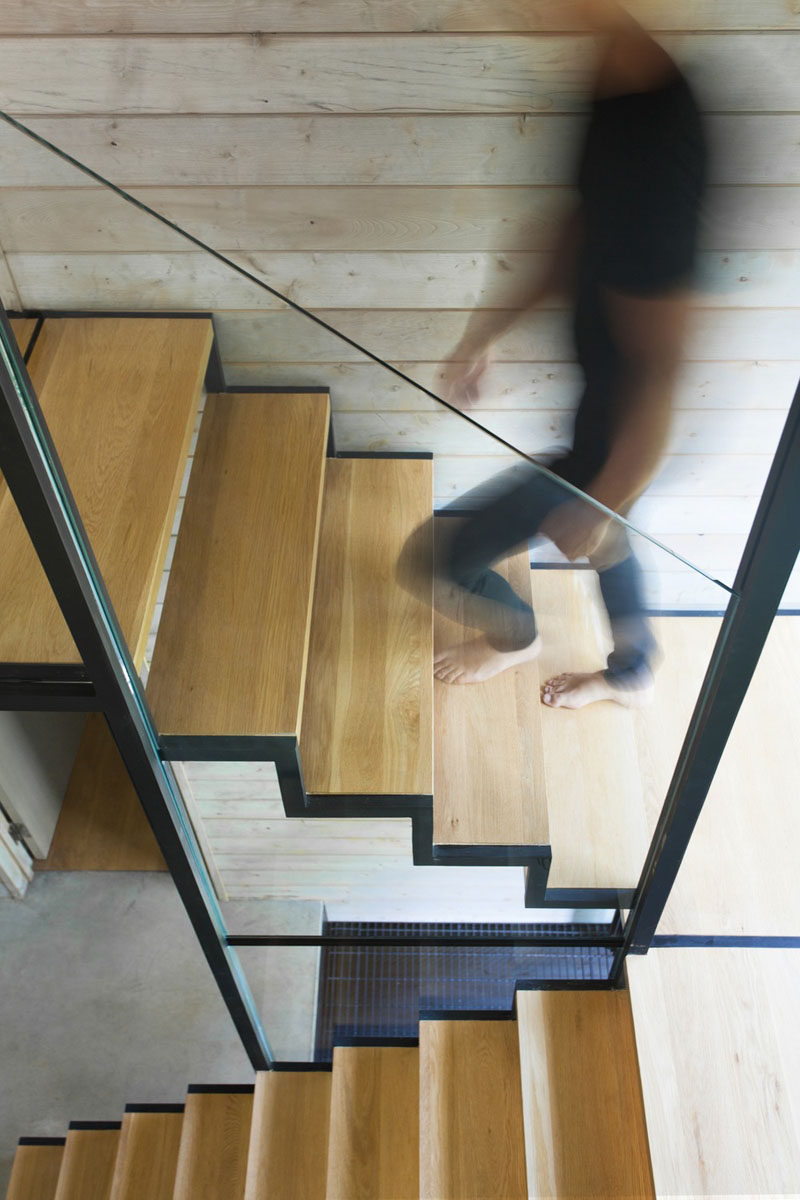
left=541, top=525, right=657, bottom=709
left=429, top=466, right=569, bottom=683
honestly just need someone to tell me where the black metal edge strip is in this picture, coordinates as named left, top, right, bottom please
left=336, top=450, right=434, bottom=460
left=18, top=1137, right=67, bottom=1146
left=514, top=978, right=622, bottom=992
left=331, top=1035, right=420, bottom=1049
left=68, top=1121, right=122, bottom=1131
left=124, top=1103, right=186, bottom=1113
left=270, top=1062, right=332, bottom=1072
left=226, top=934, right=625, bottom=948
left=433, top=842, right=550, bottom=868
left=203, top=327, right=227, bottom=394
left=651, top=935, right=800, bottom=949
left=222, top=385, right=331, bottom=395
left=22, top=315, right=44, bottom=363
left=614, top=377, right=800, bottom=974
left=540, top=887, right=636, bottom=909
left=159, top=734, right=297, bottom=761
left=327, top=413, right=337, bottom=458
left=0, top=303, right=272, bottom=1072
left=186, top=1083, right=255, bottom=1094
left=0, top=684, right=98, bottom=712
left=419, top=1008, right=516, bottom=1021
left=0, top=662, right=90, bottom=681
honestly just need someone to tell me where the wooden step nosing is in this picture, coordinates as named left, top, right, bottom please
left=123, top=1103, right=186, bottom=1114
left=67, top=1121, right=122, bottom=1131
left=18, top=1137, right=67, bottom=1146
left=185, top=1083, right=255, bottom=1095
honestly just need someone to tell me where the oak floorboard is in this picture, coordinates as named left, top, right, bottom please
left=434, top=541, right=547, bottom=847
left=300, top=457, right=433, bottom=796
left=53, top=1129, right=120, bottom=1200
left=326, top=1046, right=419, bottom=1200
left=107, top=1110, right=183, bottom=1200
left=628, top=949, right=800, bottom=1198
left=147, top=393, right=329, bottom=738
left=244, top=1072, right=331, bottom=1200
left=0, top=316, right=211, bottom=665
left=419, top=1020, right=526, bottom=1200
left=173, top=1091, right=253, bottom=1200
left=6, top=1143, right=64, bottom=1200
left=516, top=990, right=654, bottom=1198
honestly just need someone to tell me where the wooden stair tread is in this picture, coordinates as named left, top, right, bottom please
left=300, top=457, right=433, bottom=795
left=37, top=713, right=166, bottom=871
left=628, top=948, right=800, bottom=1199
left=434, top=545, right=548, bottom=847
left=516, top=989, right=654, bottom=1198
left=147, top=392, right=329, bottom=738
left=420, top=1020, right=527, bottom=1200
left=0, top=317, right=211, bottom=666
left=6, top=1143, right=65, bottom=1200
left=532, top=569, right=650, bottom=890
left=53, top=1129, right=120, bottom=1200
left=173, top=1090, right=254, bottom=1200
left=108, top=1110, right=183, bottom=1200
left=326, top=1046, right=419, bottom=1200
left=244, top=1071, right=332, bottom=1200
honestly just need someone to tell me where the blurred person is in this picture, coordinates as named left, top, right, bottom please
left=429, top=0, right=707, bottom=708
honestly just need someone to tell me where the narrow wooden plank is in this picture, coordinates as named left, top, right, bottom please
left=2, top=35, right=799, bottom=115
left=10, top=250, right=799, bottom=314
left=4, top=115, right=798, bottom=187
left=53, top=1129, right=120, bottom=1200
left=37, top=714, right=167, bottom=872
left=434, top=542, right=548, bottom=847
left=4, top=185, right=798, bottom=254
left=628, top=949, right=800, bottom=1198
left=420, top=1019, right=526, bottom=1200
left=326, top=1046, right=419, bottom=1200
left=300, top=457, right=433, bottom=795
left=108, top=1111, right=183, bottom=1200
left=173, top=1091, right=253, bottom=1200
left=532, top=570, right=651, bottom=891
left=3, top=0, right=799, bottom=34
left=516, top=990, right=654, bottom=1198
left=215, top=306, right=800, bottom=366
left=170, top=762, right=230, bottom=900
left=9, top=316, right=37, bottom=355
left=0, top=317, right=211, bottom=665
left=148, top=393, right=329, bottom=738
left=244, top=1072, right=331, bottom=1200
left=225, top=359, right=800, bottom=414
left=6, top=1144, right=65, bottom=1200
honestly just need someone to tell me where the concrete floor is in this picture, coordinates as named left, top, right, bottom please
left=0, top=872, right=257, bottom=1194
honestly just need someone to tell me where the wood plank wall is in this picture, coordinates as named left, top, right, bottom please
left=0, top=1, right=798, bottom=607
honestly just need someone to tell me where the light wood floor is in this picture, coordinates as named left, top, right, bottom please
left=628, top=948, right=800, bottom=1199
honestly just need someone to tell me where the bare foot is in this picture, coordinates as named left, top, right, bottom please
left=434, top=634, right=542, bottom=685
left=541, top=669, right=654, bottom=710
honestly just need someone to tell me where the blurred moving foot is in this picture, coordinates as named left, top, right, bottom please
left=434, top=634, right=542, bottom=684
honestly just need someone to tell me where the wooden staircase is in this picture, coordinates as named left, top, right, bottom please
left=10, top=310, right=675, bottom=904
left=6, top=985, right=653, bottom=1200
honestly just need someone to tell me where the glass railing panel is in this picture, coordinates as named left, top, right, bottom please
left=1, top=107, right=785, bottom=963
